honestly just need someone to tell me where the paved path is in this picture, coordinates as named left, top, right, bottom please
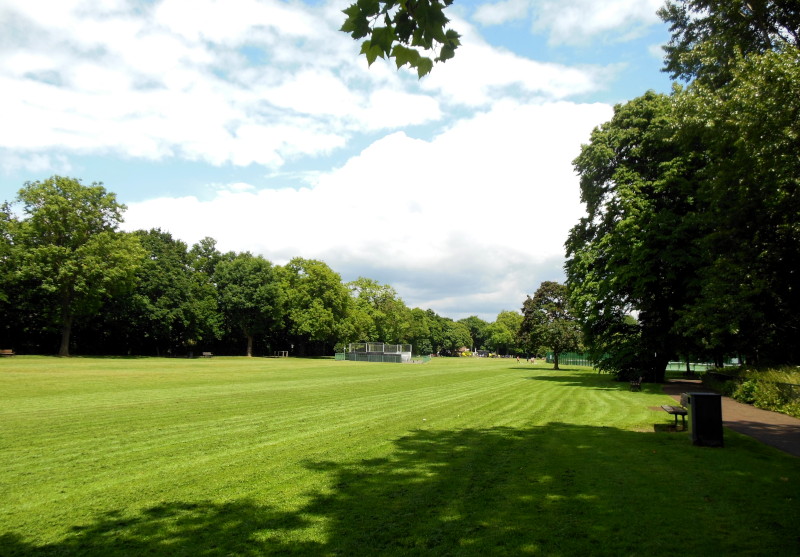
left=663, top=379, right=800, bottom=458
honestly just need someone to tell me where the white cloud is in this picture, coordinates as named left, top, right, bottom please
left=473, top=0, right=663, bottom=45
left=0, top=0, right=611, bottom=181
left=0, top=0, right=440, bottom=171
left=535, top=0, right=663, bottom=45
left=0, top=151, right=72, bottom=176
left=418, top=18, right=604, bottom=105
left=123, top=100, right=613, bottom=319
left=474, top=0, right=532, bottom=26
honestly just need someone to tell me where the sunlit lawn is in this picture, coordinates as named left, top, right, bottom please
left=1, top=356, right=798, bottom=555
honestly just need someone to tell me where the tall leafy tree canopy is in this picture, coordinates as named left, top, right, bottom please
left=672, top=48, right=800, bottom=363
left=215, top=252, right=285, bottom=357
left=567, top=2, right=800, bottom=375
left=281, top=258, right=351, bottom=353
left=9, top=176, right=144, bottom=356
left=565, top=92, right=703, bottom=381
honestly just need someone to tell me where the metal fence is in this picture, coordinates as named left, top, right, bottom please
left=335, top=352, right=403, bottom=363
left=665, top=361, right=716, bottom=372
left=545, top=352, right=593, bottom=366
left=347, top=343, right=412, bottom=354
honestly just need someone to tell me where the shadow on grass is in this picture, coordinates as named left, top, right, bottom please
left=3, top=424, right=799, bottom=555
left=524, top=371, right=628, bottom=391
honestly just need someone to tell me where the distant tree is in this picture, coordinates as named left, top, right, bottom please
left=425, top=309, right=447, bottom=353
left=485, top=311, right=523, bottom=355
left=281, top=258, right=351, bottom=355
left=0, top=202, right=13, bottom=305
left=485, top=322, right=513, bottom=355
left=408, top=307, right=433, bottom=355
left=214, top=253, right=285, bottom=357
left=520, top=282, right=582, bottom=370
left=10, top=176, right=144, bottom=356
left=189, top=237, right=233, bottom=277
left=439, top=319, right=473, bottom=355
left=94, top=229, right=222, bottom=356
left=458, top=315, right=489, bottom=350
left=348, top=277, right=411, bottom=343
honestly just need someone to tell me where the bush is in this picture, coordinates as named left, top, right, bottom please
left=733, top=367, right=800, bottom=419
left=732, top=379, right=757, bottom=404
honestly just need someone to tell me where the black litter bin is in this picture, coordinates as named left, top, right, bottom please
left=682, top=392, right=724, bottom=447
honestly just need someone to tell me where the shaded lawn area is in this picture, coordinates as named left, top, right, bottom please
left=1, top=357, right=798, bottom=555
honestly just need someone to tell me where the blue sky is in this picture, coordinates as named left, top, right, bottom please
left=0, top=0, right=673, bottom=321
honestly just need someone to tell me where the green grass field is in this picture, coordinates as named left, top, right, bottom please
left=1, top=356, right=798, bottom=555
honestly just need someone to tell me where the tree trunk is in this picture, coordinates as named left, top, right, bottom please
left=652, top=356, right=669, bottom=383
left=59, top=315, right=72, bottom=357
left=246, top=333, right=254, bottom=357
left=553, top=352, right=560, bottom=370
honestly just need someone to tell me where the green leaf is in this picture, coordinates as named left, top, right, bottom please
left=340, top=4, right=370, bottom=39
left=360, top=40, right=385, bottom=66
left=356, top=0, right=380, bottom=17
left=416, top=56, right=434, bottom=78
left=371, top=26, right=395, bottom=57
left=391, top=45, right=420, bottom=69
left=436, top=39, right=458, bottom=62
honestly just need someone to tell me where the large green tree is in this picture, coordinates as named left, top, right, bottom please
left=281, top=258, right=351, bottom=355
left=520, top=282, right=582, bottom=370
left=214, top=252, right=285, bottom=357
left=672, top=48, right=800, bottom=364
left=9, top=177, right=144, bottom=356
left=565, top=92, right=704, bottom=380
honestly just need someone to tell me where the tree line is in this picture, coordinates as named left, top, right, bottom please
left=1, top=176, right=558, bottom=358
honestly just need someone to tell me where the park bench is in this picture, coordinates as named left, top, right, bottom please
left=0, top=349, right=15, bottom=356
left=662, top=404, right=688, bottom=430
left=630, top=376, right=643, bottom=391
left=201, top=352, right=213, bottom=358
